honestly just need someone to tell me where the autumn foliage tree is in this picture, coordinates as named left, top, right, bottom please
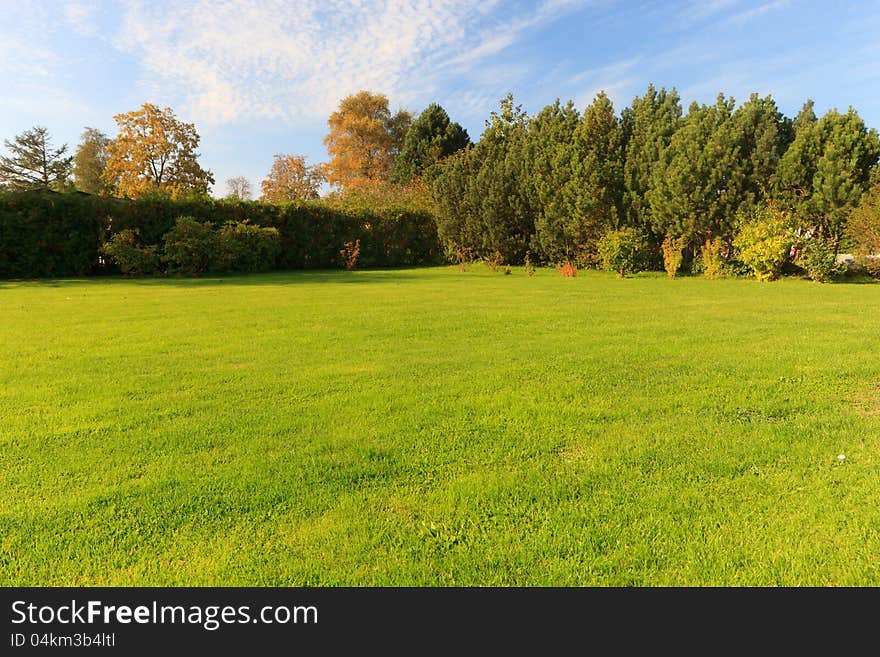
left=323, top=91, right=411, bottom=191
left=103, top=103, right=214, bottom=199
left=260, top=154, right=324, bottom=203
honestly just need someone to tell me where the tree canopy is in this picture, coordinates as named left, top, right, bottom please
left=393, top=103, right=469, bottom=184
left=103, top=103, right=214, bottom=199
left=0, top=126, right=72, bottom=191
left=260, top=154, right=324, bottom=203
left=73, top=127, right=112, bottom=195
left=323, top=91, right=412, bottom=191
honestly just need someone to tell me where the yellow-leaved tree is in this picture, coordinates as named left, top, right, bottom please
left=322, top=91, right=411, bottom=192
left=260, top=154, right=324, bottom=203
left=103, top=103, right=214, bottom=198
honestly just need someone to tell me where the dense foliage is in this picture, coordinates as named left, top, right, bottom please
left=433, top=86, right=880, bottom=276
left=0, top=190, right=440, bottom=278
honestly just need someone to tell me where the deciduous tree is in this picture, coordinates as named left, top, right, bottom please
left=260, top=154, right=323, bottom=203
left=225, top=176, right=252, bottom=200
left=103, top=103, right=214, bottom=199
left=323, top=91, right=411, bottom=191
left=73, top=127, right=112, bottom=195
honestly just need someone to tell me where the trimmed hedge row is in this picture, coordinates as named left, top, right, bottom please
left=0, top=191, right=440, bottom=278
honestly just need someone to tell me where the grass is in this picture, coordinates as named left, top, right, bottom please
left=2, top=266, right=880, bottom=586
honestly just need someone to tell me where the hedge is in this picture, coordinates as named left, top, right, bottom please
left=0, top=191, right=440, bottom=278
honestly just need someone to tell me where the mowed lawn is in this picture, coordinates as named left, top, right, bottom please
left=2, top=267, right=880, bottom=586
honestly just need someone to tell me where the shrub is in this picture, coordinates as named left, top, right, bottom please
left=524, top=252, right=535, bottom=277
left=733, top=207, right=792, bottom=281
left=99, top=229, right=161, bottom=275
left=339, top=239, right=360, bottom=271
left=0, top=190, right=103, bottom=278
left=700, top=237, right=726, bottom=280
left=163, top=216, right=217, bottom=275
left=849, top=183, right=880, bottom=262
left=557, top=261, right=577, bottom=277
left=486, top=250, right=503, bottom=272
left=0, top=191, right=441, bottom=279
left=660, top=235, right=686, bottom=279
left=798, top=237, right=839, bottom=283
left=215, top=221, right=281, bottom=273
left=597, top=227, right=642, bottom=278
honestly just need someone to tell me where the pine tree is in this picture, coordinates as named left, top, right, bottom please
left=572, top=92, right=625, bottom=238
left=393, top=103, right=469, bottom=184
left=528, top=100, right=582, bottom=263
left=731, top=93, right=793, bottom=214
left=0, top=126, right=72, bottom=191
left=648, top=94, right=744, bottom=244
left=775, top=105, right=880, bottom=247
left=433, top=95, right=534, bottom=263
left=620, top=84, right=682, bottom=231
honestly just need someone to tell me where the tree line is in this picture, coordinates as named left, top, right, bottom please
left=0, top=91, right=468, bottom=204
left=433, top=87, right=880, bottom=275
left=2, top=84, right=879, bottom=280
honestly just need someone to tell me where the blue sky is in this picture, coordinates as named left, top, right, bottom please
left=2, top=0, right=879, bottom=197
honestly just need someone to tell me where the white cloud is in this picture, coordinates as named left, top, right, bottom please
left=727, top=0, right=790, bottom=25
left=111, top=0, right=591, bottom=125
left=64, top=1, right=99, bottom=37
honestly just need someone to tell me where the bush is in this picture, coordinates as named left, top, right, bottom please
left=215, top=221, right=281, bottom=273
left=798, top=237, right=839, bottom=283
left=100, top=229, right=161, bottom=275
left=557, top=261, right=577, bottom=277
left=598, top=229, right=640, bottom=278
left=733, top=207, right=791, bottom=281
left=660, top=235, right=686, bottom=279
left=0, top=191, right=441, bottom=279
left=339, top=239, right=360, bottom=271
left=0, top=190, right=103, bottom=278
left=163, top=216, right=217, bottom=275
left=597, top=228, right=643, bottom=278
left=850, top=183, right=880, bottom=262
left=699, top=238, right=726, bottom=279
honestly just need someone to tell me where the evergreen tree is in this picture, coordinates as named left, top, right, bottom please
left=528, top=100, right=582, bottom=263
left=731, top=93, right=793, bottom=214
left=433, top=95, right=534, bottom=263
left=775, top=106, right=880, bottom=247
left=647, top=94, right=744, bottom=244
left=393, top=103, right=469, bottom=184
left=572, top=92, right=625, bottom=236
left=0, top=126, right=72, bottom=191
left=620, top=84, right=682, bottom=231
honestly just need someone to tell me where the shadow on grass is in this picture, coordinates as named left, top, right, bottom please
left=0, top=268, right=436, bottom=289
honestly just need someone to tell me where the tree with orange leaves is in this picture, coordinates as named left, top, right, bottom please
left=260, top=153, right=324, bottom=203
left=103, top=103, right=214, bottom=199
left=322, top=91, right=411, bottom=192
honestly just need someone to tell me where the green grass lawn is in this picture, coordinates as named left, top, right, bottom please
left=2, top=266, right=880, bottom=585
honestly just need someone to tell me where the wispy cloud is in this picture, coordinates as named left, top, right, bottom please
left=111, top=0, right=591, bottom=125
left=727, top=0, right=790, bottom=25
left=63, top=1, right=100, bottom=37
